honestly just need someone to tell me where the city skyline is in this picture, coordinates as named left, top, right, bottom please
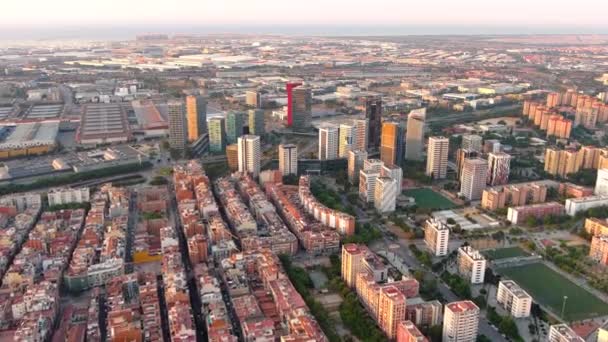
left=1, top=0, right=608, bottom=40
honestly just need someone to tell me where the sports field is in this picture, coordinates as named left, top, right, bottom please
left=499, top=263, right=608, bottom=321
left=483, top=246, right=530, bottom=260
left=404, top=188, right=456, bottom=210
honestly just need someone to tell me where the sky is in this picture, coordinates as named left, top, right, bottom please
left=2, top=0, right=608, bottom=37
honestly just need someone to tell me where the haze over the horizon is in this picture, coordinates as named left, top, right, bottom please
left=2, top=0, right=608, bottom=39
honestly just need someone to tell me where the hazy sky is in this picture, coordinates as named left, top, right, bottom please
left=3, top=0, right=607, bottom=28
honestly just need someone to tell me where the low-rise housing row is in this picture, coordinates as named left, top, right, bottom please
left=481, top=181, right=549, bottom=211
left=267, top=183, right=340, bottom=255
left=299, top=175, right=356, bottom=236
left=507, top=202, right=565, bottom=225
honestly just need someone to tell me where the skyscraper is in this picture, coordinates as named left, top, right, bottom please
left=405, top=108, right=426, bottom=161
left=208, top=117, right=226, bottom=153
left=366, top=96, right=382, bottom=150
left=381, top=164, right=403, bottom=195
left=348, top=150, right=368, bottom=184
left=374, top=177, right=397, bottom=213
left=286, top=82, right=302, bottom=127
left=248, top=109, right=265, bottom=136
left=339, top=123, right=355, bottom=158
left=225, top=111, right=245, bottom=145
left=380, top=121, right=404, bottom=166
left=237, top=135, right=261, bottom=177
left=461, top=134, right=482, bottom=152
left=442, top=301, right=480, bottom=342
left=487, top=152, right=512, bottom=186
left=426, top=136, right=449, bottom=179
left=279, top=144, right=298, bottom=176
left=319, top=124, right=339, bottom=160
left=353, top=119, right=369, bottom=152
left=168, top=100, right=187, bottom=152
left=460, top=158, right=488, bottom=201
left=290, top=86, right=312, bottom=131
left=456, top=149, right=479, bottom=183
left=186, top=95, right=207, bottom=142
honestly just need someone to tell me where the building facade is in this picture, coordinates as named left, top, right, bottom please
left=457, top=246, right=486, bottom=284
left=496, top=280, right=532, bottom=318
left=374, top=177, right=397, bottom=213
left=487, top=152, right=511, bottom=186
left=348, top=150, right=368, bottom=184
left=237, top=135, right=261, bottom=177
left=424, top=218, right=449, bottom=257
left=460, top=158, right=488, bottom=201
left=186, top=95, right=207, bottom=142
left=426, top=136, right=449, bottom=179
left=278, top=144, right=298, bottom=176
left=208, top=117, right=226, bottom=153
left=366, top=97, right=382, bottom=151
left=405, top=108, right=426, bottom=161
left=319, top=124, right=339, bottom=160
left=168, top=100, right=187, bottom=152
left=442, top=301, right=479, bottom=342
left=248, top=109, right=265, bottom=136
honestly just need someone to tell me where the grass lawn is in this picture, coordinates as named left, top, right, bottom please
left=483, top=246, right=530, bottom=260
left=404, top=188, right=456, bottom=210
left=499, top=263, right=608, bottom=321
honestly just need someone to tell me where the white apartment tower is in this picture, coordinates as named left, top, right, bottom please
left=442, top=301, right=480, bottom=342
left=496, top=280, right=532, bottom=318
left=426, top=136, right=449, bottom=179
left=487, top=152, right=512, bottom=186
left=381, top=164, right=403, bottom=195
left=278, top=144, right=298, bottom=176
left=457, top=246, right=486, bottom=284
left=319, top=124, right=339, bottom=160
left=348, top=150, right=368, bottom=184
left=424, top=218, right=450, bottom=256
left=595, top=168, right=608, bottom=196
left=462, top=134, right=482, bottom=152
left=360, top=170, right=380, bottom=203
left=237, top=135, right=261, bottom=177
left=460, top=158, right=488, bottom=201
left=374, top=177, right=397, bottom=213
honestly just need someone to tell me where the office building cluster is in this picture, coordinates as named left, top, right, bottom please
left=342, top=244, right=453, bottom=341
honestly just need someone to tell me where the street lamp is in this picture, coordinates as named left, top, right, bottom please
left=561, top=296, right=568, bottom=321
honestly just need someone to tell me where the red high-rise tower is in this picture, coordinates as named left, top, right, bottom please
left=286, top=82, right=302, bottom=126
